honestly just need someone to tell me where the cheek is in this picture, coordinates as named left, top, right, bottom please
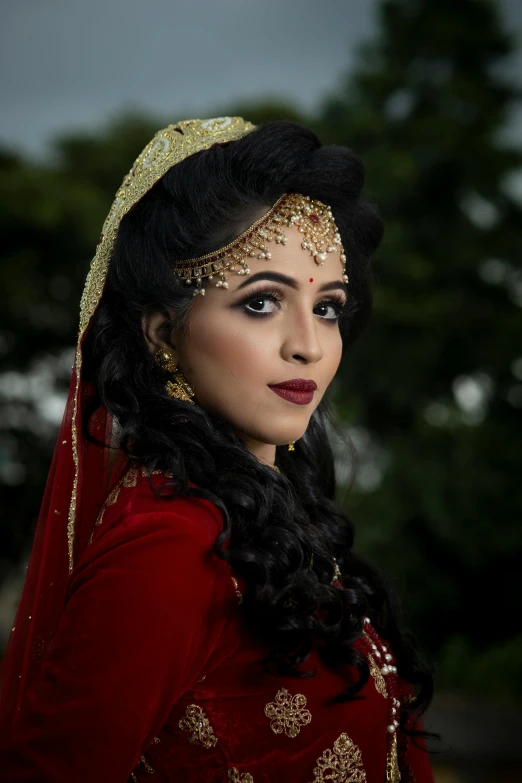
left=184, top=313, right=270, bottom=388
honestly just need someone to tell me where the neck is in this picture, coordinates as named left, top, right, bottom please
left=238, top=434, right=276, bottom=468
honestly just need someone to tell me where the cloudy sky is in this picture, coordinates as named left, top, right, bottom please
left=1, top=0, right=521, bottom=159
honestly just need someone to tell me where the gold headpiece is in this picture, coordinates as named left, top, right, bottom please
left=175, top=193, right=348, bottom=296
left=79, top=117, right=255, bottom=337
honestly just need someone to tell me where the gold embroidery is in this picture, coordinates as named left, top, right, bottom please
left=309, top=733, right=366, bottom=782
left=368, top=653, right=388, bottom=699
left=88, top=463, right=139, bottom=538
left=331, top=557, right=342, bottom=584
left=231, top=576, right=243, bottom=605
left=179, top=704, right=218, bottom=748
left=141, top=466, right=174, bottom=478
left=386, top=733, right=400, bottom=783
left=139, top=754, right=155, bottom=774
left=228, top=768, right=254, bottom=782
left=130, top=774, right=138, bottom=782
left=123, top=465, right=139, bottom=487
left=95, top=464, right=138, bottom=527
left=264, top=687, right=312, bottom=738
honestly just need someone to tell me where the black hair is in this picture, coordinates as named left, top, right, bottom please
left=82, top=120, right=435, bottom=745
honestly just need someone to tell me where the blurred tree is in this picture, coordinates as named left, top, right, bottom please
left=0, top=112, right=161, bottom=578
left=316, top=0, right=522, bottom=699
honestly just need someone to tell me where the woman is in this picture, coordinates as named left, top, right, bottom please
left=0, top=117, right=435, bottom=782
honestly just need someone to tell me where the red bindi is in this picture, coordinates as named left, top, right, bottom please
left=309, top=278, right=314, bottom=282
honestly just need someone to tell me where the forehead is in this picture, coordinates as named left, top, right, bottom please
left=210, top=224, right=346, bottom=297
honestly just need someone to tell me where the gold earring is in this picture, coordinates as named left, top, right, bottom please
left=288, top=441, right=295, bottom=451
left=154, top=348, right=195, bottom=404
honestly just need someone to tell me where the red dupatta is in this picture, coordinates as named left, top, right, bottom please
left=0, top=117, right=255, bottom=733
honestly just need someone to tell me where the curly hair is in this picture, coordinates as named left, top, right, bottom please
left=81, top=119, right=434, bottom=743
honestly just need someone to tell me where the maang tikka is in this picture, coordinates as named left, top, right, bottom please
left=174, top=193, right=348, bottom=296
left=154, top=348, right=195, bottom=404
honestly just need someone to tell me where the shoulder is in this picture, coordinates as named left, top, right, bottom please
left=89, top=463, right=224, bottom=549
left=70, top=464, right=229, bottom=597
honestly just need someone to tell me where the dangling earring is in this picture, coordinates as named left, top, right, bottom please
left=288, top=441, right=295, bottom=451
left=154, top=348, right=195, bottom=404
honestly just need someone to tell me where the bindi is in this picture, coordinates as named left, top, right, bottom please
left=309, top=278, right=314, bottom=282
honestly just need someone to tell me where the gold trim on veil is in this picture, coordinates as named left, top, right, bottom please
left=67, top=117, right=255, bottom=572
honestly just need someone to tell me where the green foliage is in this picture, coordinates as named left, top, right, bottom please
left=320, top=0, right=522, bottom=700
left=0, top=0, right=520, bottom=697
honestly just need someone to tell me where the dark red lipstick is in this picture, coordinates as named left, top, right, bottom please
left=267, top=378, right=317, bottom=405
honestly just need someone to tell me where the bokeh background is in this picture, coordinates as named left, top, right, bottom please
left=1, top=1, right=521, bottom=780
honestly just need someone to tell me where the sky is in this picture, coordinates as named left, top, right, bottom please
left=0, top=0, right=521, bottom=160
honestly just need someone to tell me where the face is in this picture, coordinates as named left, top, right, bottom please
left=168, top=223, right=347, bottom=465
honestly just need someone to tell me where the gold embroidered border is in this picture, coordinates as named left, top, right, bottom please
left=86, top=463, right=139, bottom=546
left=386, top=733, right=400, bottom=783
left=129, top=736, right=160, bottom=780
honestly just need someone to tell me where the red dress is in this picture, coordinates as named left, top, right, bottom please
left=0, top=466, right=434, bottom=782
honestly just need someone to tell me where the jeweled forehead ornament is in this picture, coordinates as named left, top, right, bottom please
left=174, top=192, right=349, bottom=296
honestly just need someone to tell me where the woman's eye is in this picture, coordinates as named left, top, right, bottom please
left=242, top=292, right=346, bottom=320
left=314, top=302, right=345, bottom=320
left=244, top=294, right=281, bottom=315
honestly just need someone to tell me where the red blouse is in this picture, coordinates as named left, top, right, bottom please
left=0, top=466, right=434, bottom=782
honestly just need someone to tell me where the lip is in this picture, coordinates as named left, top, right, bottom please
left=268, top=379, right=317, bottom=392
left=267, top=379, right=317, bottom=406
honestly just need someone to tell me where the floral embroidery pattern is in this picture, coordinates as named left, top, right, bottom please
left=179, top=704, right=218, bottom=748
left=228, top=768, right=254, bottom=782
left=368, top=653, right=388, bottom=699
left=264, top=687, right=312, bottom=738
left=308, top=733, right=366, bottom=782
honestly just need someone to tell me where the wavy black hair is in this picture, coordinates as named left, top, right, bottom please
left=82, top=120, right=435, bottom=745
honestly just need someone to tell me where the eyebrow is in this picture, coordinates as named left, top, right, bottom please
left=235, top=271, right=348, bottom=296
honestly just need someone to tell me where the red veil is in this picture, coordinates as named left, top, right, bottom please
left=0, top=117, right=255, bottom=734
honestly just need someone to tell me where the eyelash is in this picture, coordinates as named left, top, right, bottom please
left=239, top=289, right=348, bottom=322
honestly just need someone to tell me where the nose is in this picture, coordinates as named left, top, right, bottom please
left=281, top=304, right=324, bottom=365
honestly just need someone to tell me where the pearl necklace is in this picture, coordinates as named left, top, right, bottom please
left=360, top=616, right=401, bottom=782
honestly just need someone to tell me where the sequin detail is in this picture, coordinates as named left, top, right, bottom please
left=87, top=463, right=139, bottom=545
left=179, top=704, right=218, bottom=748
left=129, top=737, right=160, bottom=780
left=368, top=653, right=388, bottom=699
left=308, top=733, right=366, bottom=782
left=386, top=733, right=401, bottom=783
left=228, top=769, right=254, bottom=782
left=264, top=688, right=312, bottom=738
left=138, top=754, right=155, bottom=775
left=231, top=576, right=243, bottom=605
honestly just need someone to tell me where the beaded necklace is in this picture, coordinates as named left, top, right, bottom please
left=271, top=461, right=402, bottom=780
left=360, top=616, right=401, bottom=782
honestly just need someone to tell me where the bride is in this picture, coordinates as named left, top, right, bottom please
left=0, top=116, right=435, bottom=782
